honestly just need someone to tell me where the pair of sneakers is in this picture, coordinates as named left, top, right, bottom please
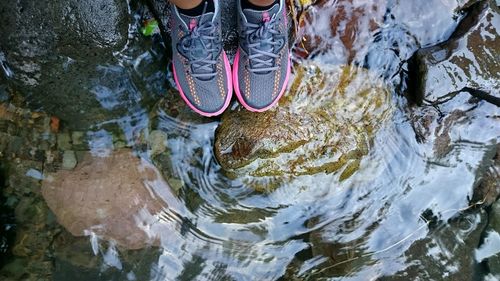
left=171, top=0, right=291, bottom=117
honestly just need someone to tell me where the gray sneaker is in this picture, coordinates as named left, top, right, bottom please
left=171, top=1, right=232, bottom=117
left=233, top=0, right=291, bottom=112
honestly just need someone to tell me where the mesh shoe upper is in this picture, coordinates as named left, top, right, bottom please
left=235, top=0, right=290, bottom=110
left=171, top=1, right=232, bottom=116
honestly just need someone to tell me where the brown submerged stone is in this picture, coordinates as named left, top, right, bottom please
left=215, top=64, right=392, bottom=191
left=41, top=149, right=169, bottom=249
left=297, top=0, right=385, bottom=61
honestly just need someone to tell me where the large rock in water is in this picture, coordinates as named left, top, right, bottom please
left=409, top=0, right=500, bottom=104
left=214, top=64, right=392, bottom=191
left=407, top=0, right=500, bottom=159
left=296, top=0, right=479, bottom=76
left=41, top=149, right=170, bottom=249
left=0, top=0, right=130, bottom=130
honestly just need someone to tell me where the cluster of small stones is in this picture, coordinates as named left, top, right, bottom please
left=0, top=92, right=163, bottom=279
left=0, top=95, right=63, bottom=280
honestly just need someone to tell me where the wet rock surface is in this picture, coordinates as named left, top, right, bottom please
left=471, top=144, right=500, bottom=207
left=406, top=0, right=499, bottom=166
left=42, top=149, right=168, bottom=250
left=296, top=0, right=481, bottom=80
left=401, top=2, right=500, bottom=279
left=0, top=0, right=157, bottom=130
left=476, top=145, right=500, bottom=278
left=409, top=0, right=500, bottom=104
left=0, top=0, right=128, bottom=58
left=298, top=210, right=489, bottom=280
left=215, top=64, right=392, bottom=191
left=296, top=0, right=386, bottom=62
left=382, top=210, right=488, bottom=281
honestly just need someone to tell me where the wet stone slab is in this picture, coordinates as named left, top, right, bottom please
left=409, top=0, right=500, bottom=104
left=41, top=149, right=170, bottom=250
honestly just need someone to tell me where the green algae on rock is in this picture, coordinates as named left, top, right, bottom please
left=214, top=63, right=392, bottom=192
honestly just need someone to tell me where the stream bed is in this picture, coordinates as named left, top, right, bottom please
left=0, top=0, right=499, bottom=280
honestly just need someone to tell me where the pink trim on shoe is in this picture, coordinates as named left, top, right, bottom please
left=233, top=48, right=292, bottom=113
left=282, top=1, right=287, bottom=25
left=172, top=51, right=233, bottom=117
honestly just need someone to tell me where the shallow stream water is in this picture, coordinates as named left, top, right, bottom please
left=0, top=0, right=499, bottom=280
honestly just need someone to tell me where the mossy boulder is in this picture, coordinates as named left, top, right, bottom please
left=214, top=63, right=392, bottom=191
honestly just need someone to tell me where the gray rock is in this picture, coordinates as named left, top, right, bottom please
left=0, top=0, right=131, bottom=130
left=62, top=150, right=77, bottom=170
left=57, top=132, right=72, bottom=151
left=0, top=0, right=128, bottom=68
left=71, top=131, right=87, bottom=150
left=148, top=130, right=167, bottom=156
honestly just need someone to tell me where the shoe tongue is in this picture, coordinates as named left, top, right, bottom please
left=243, top=4, right=280, bottom=69
left=179, top=12, right=215, bottom=31
left=243, top=4, right=279, bottom=24
left=179, top=12, right=217, bottom=77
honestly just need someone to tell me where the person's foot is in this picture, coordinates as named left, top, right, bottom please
left=171, top=1, right=232, bottom=117
left=233, top=0, right=291, bottom=112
